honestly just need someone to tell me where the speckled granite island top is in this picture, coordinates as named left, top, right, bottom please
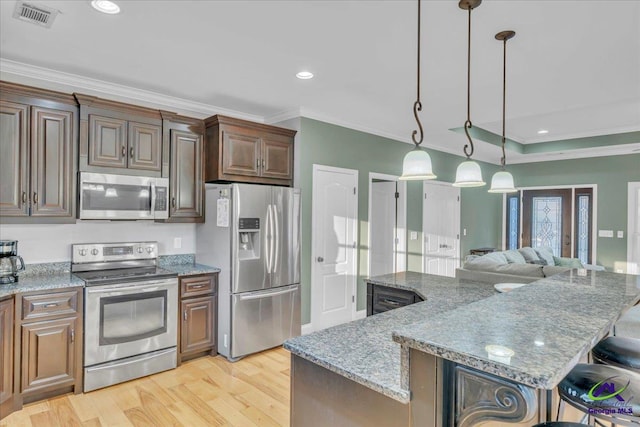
left=284, top=272, right=497, bottom=403
left=393, top=270, right=640, bottom=390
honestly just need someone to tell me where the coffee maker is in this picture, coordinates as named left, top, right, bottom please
left=0, top=240, right=25, bottom=284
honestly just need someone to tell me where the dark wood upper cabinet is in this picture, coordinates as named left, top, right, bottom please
left=159, top=112, right=205, bottom=223
left=205, top=115, right=296, bottom=186
left=0, top=82, right=78, bottom=223
left=76, top=94, right=162, bottom=177
left=0, top=100, right=29, bottom=217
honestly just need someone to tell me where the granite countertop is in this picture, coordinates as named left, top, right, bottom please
left=284, top=272, right=497, bottom=403
left=0, top=255, right=220, bottom=298
left=392, top=270, right=640, bottom=390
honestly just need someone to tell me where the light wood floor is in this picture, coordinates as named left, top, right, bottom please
left=1, top=347, right=291, bottom=427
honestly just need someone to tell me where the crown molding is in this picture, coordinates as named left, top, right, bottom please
left=508, top=143, right=640, bottom=164
left=0, top=58, right=264, bottom=122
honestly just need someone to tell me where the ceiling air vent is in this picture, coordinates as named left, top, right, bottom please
left=13, top=1, right=59, bottom=29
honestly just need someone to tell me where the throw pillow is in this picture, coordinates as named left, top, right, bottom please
left=480, top=251, right=509, bottom=265
left=503, top=249, right=526, bottom=264
left=518, top=247, right=541, bottom=263
left=535, top=247, right=555, bottom=266
left=553, top=256, right=584, bottom=268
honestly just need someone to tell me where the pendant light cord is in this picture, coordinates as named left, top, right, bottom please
left=501, top=37, right=507, bottom=168
left=412, top=0, right=424, bottom=146
left=463, top=7, right=475, bottom=159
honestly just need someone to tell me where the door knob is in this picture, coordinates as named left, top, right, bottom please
left=317, top=257, right=324, bottom=262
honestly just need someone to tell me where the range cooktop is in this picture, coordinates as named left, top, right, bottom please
left=74, top=266, right=177, bottom=286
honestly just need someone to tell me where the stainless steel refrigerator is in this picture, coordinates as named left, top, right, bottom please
left=196, top=183, right=301, bottom=361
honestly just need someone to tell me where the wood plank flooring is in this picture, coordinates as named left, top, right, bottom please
left=1, top=347, right=291, bottom=427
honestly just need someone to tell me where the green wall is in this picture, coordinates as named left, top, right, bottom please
left=297, top=118, right=502, bottom=324
left=509, top=154, right=640, bottom=270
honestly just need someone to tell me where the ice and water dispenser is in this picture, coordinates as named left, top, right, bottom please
left=238, top=218, right=260, bottom=259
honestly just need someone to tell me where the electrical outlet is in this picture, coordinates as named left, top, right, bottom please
left=173, top=237, right=182, bottom=249
left=617, top=231, right=624, bottom=238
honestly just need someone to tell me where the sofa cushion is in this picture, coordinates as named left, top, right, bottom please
left=464, top=260, right=545, bottom=277
left=535, top=247, right=555, bottom=266
left=542, top=265, right=571, bottom=277
left=553, top=256, right=584, bottom=268
left=518, top=247, right=542, bottom=263
left=503, top=249, right=526, bottom=264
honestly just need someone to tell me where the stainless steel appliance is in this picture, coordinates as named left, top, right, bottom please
left=0, top=240, right=25, bottom=284
left=78, top=172, right=169, bottom=220
left=197, top=183, right=301, bottom=361
left=71, top=241, right=178, bottom=392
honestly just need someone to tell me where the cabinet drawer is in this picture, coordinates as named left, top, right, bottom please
left=180, top=274, right=217, bottom=298
left=22, top=290, right=78, bottom=321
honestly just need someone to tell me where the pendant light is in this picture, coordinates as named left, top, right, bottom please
left=400, top=0, right=436, bottom=181
left=453, top=0, right=485, bottom=187
left=489, top=30, right=518, bottom=193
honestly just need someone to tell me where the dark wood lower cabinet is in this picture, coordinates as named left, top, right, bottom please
left=0, top=297, right=15, bottom=419
left=366, top=283, right=423, bottom=316
left=178, top=273, right=218, bottom=364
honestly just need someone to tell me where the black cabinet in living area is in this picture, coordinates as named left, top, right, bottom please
left=366, top=283, right=423, bottom=316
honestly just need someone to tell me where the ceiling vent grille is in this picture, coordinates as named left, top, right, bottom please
left=13, top=1, right=59, bottom=28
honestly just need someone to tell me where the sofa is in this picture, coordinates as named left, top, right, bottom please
left=455, top=246, right=588, bottom=285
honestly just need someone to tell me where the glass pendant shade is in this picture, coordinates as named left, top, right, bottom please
left=399, top=147, right=437, bottom=181
left=453, top=160, right=485, bottom=187
left=488, top=170, right=517, bottom=193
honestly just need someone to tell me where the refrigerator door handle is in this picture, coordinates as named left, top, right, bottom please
left=265, top=204, right=272, bottom=274
left=238, top=286, right=298, bottom=300
left=272, top=204, right=279, bottom=273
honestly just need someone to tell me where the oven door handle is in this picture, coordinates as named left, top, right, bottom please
left=86, top=285, right=163, bottom=294
left=85, top=348, right=175, bottom=372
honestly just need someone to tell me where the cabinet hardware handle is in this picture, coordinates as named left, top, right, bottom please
left=183, top=310, right=187, bottom=321
left=262, top=159, right=265, bottom=168
left=43, top=302, right=59, bottom=308
left=22, top=192, right=27, bottom=203
left=122, top=146, right=126, bottom=156
left=71, top=329, right=75, bottom=343
left=130, top=147, right=134, bottom=157
left=257, top=159, right=260, bottom=169
left=191, top=284, right=206, bottom=289
left=33, top=192, right=38, bottom=204
left=172, top=197, right=176, bottom=208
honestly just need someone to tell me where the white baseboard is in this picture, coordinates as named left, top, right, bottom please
left=301, top=323, right=313, bottom=335
left=354, top=310, right=366, bottom=320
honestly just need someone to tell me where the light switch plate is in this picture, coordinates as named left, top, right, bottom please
left=617, top=231, right=624, bottom=238
left=173, top=237, right=182, bottom=249
left=598, top=230, right=614, bottom=238
left=410, top=231, right=418, bottom=240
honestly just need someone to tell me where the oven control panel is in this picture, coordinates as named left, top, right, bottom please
left=72, top=242, right=158, bottom=263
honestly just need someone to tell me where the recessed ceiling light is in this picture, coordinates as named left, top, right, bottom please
left=537, top=129, right=549, bottom=135
left=91, top=0, right=120, bottom=14
left=296, top=71, right=314, bottom=80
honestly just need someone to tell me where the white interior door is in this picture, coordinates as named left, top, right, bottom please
left=422, top=181, right=460, bottom=277
left=628, top=182, right=640, bottom=274
left=370, top=181, right=396, bottom=276
left=311, top=165, right=358, bottom=330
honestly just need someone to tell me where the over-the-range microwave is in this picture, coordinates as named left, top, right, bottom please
left=78, top=172, right=169, bottom=220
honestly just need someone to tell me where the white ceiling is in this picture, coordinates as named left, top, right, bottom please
left=1, top=0, right=639, bottom=164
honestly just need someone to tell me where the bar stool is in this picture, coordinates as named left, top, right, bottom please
left=592, top=337, right=640, bottom=374
left=558, top=363, right=640, bottom=426
left=534, top=423, right=586, bottom=427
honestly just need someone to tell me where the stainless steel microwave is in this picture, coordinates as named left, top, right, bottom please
left=78, top=172, right=169, bottom=220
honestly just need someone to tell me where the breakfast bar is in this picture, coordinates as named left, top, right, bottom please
left=284, top=270, right=640, bottom=426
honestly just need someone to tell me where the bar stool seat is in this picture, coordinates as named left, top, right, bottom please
left=533, top=423, right=586, bottom=427
left=558, top=364, right=640, bottom=424
left=592, top=337, right=640, bottom=373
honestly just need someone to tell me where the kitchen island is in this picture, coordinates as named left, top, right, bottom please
left=284, top=270, right=640, bottom=426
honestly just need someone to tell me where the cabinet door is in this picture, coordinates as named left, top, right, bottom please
left=0, top=101, right=29, bottom=217
left=261, top=134, right=293, bottom=180
left=30, top=107, right=74, bottom=217
left=21, top=317, right=77, bottom=395
left=170, top=129, right=203, bottom=219
left=88, top=115, right=127, bottom=168
left=128, top=121, right=162, bottom=171
left=0, top=299, right=13, bottom=407
left=181, top=297, right=215, bottom=354
left=221, top=127, right=260, bottom=177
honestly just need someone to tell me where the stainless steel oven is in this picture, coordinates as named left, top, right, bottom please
left=78, top=172, right=169, bottom=220
left=72, top=242, right=178, bottom=392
